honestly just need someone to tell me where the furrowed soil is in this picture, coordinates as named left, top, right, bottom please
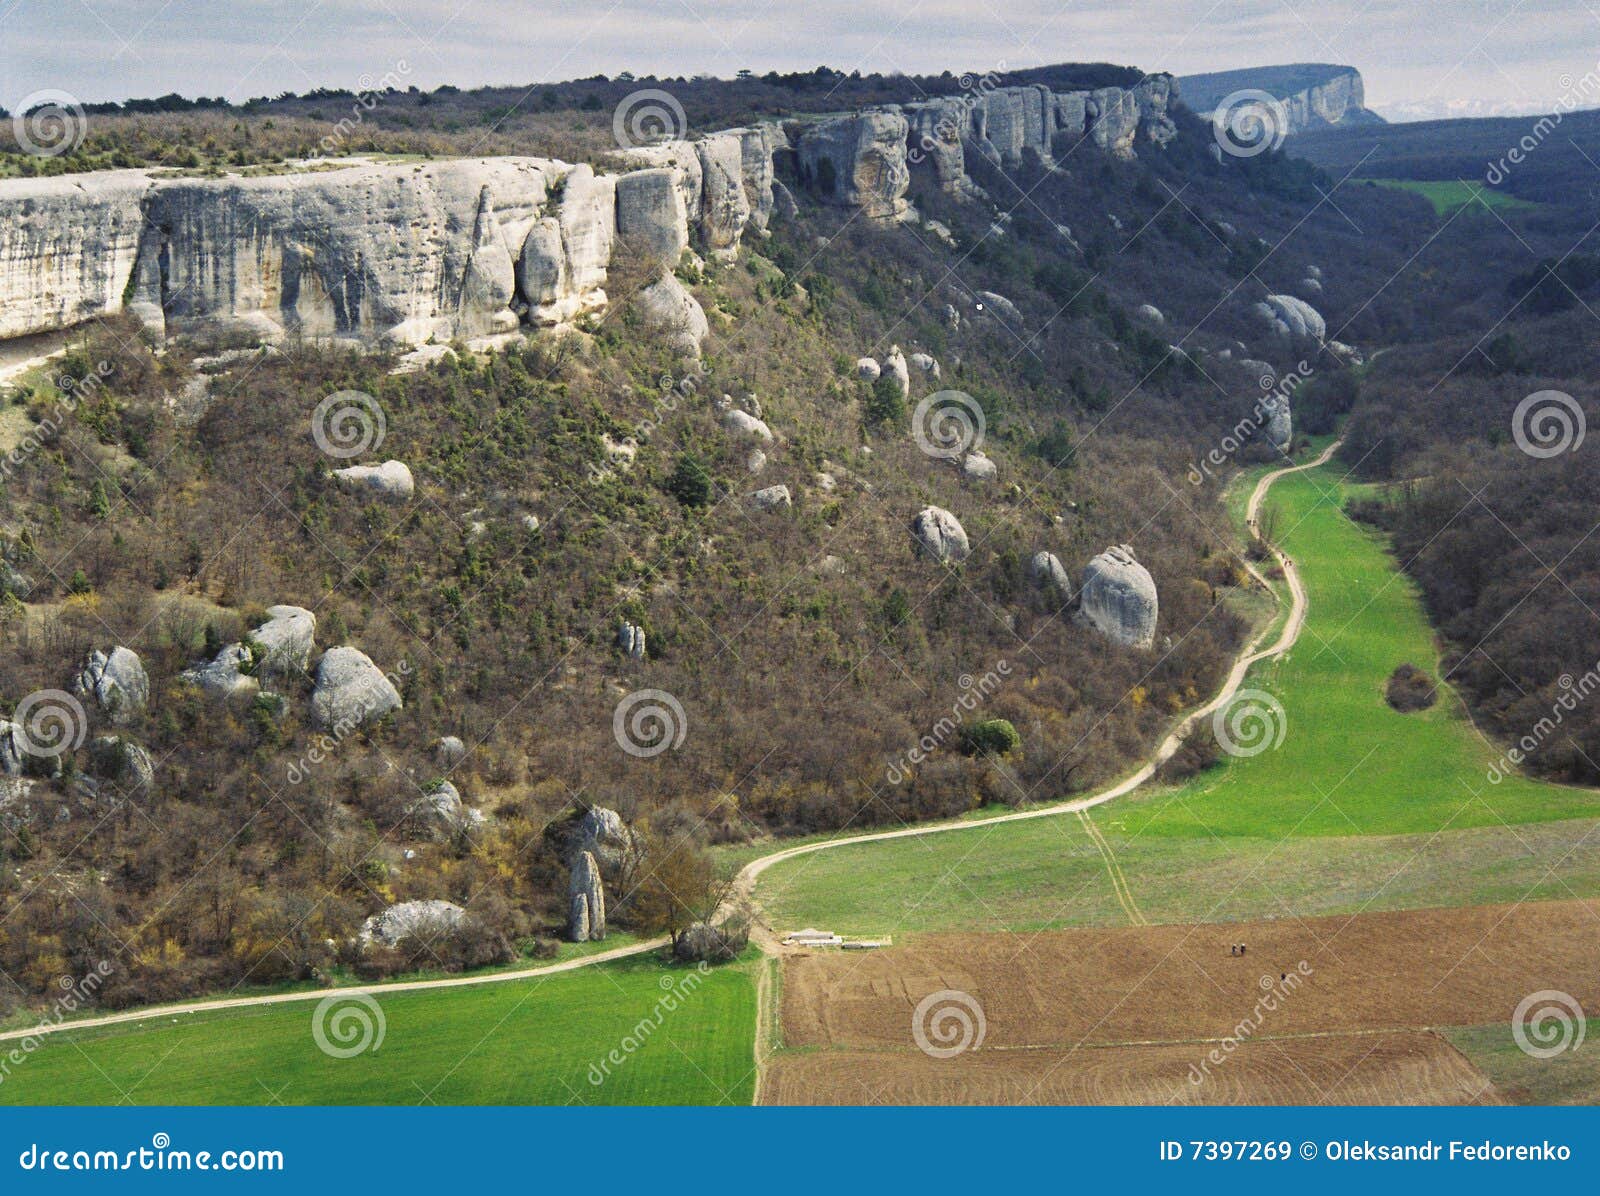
left=764, top=900, right=1600, bottom=1105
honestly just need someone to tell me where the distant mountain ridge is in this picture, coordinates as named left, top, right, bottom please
left=1177, top=63, right=1385, bottom=134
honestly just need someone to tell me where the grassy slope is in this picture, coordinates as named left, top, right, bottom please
left=753, top=457, right=1600, bottom=934
left=1445, top=1024, right=1600, bottom=1105
left=0, top=955, right=756, bottom=1107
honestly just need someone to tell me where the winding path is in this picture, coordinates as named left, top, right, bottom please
left=0, top=442, right=1338, bottom=1050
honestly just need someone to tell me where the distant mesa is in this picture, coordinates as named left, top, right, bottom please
left=1177, top=63, right=1385, bottom=135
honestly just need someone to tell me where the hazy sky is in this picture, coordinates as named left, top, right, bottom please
left=2, top=0, right=1594, bottom=117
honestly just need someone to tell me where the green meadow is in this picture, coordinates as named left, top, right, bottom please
left=0, top=955, right=757, bottom=1106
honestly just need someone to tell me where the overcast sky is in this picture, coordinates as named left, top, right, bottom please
left=2, top=0, right=1595, bottom=118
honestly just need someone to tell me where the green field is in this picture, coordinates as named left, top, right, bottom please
left=1445, top=1024, right=1600, bottom=1105
left=0, top=955, right=756, bottom=1106
left=754, top=458, right=1600, bottom=933
left=1362, top=178, right=1538, bottom=216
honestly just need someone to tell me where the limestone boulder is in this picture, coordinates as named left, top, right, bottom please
left=722, top=408, right=773, bottom=441
left=74, top=646, right=149, bottom=724
left=856, top=357, right=881, bottom=382
left=912, top=506, right=971, bottom=564
left=309, top=646, right=402, bottom=731
left=747, top=484, right=792, bottom=511
left=567, top=850, right=606, bottom=941
left=634, top=272, right=709, bottom=357
left=614, top=168, right=689, bottom=272
left=1080, top=545, right=1158, bottom=649
left=249, top=605, right=317, bottom=680
left=1029, top=551, right=1072, bottom=602
left=360, top=899, right=468, bottom=948
left=332, top=460, right=414, bottom=501
left=883, top=346, right=911, bottom=399
left=1253, top=294, right=1326, bottom=342
left=616, top=621, right=647, bottom=661
left=408, top=779, right=485, bottom=840
left=86, top=735, right=154, bottom=796
left=181, top=644, right=259, bottom=701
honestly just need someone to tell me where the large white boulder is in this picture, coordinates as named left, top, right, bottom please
left=1080, top=545, right=1158, bottom=649
left=360, top=899, right=469, bottom=948
left=309, top=647, right=402, bottom=731
left=1253, top=294, right=1326, bottom=342
left=249, top=605, right=317, bottom=679
left=332, top=460, right=414, bottom=501
left=912, top=506, right=971, bottom=564
left=74, top=646, right=149, bottom=724
left=634, top=273, right=709, bottom=357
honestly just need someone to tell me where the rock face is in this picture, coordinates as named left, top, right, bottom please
left=1029, top=551, right=1072, bottom=603
left=614, top=167, right=688, bottom=271
left=567, top=850, right=606, bottom=942
left=309, top=647, right=402, bottom=731
left=74, top=647, right=149, bottom=724
left=962, top=451, right=997, bottom=482
left=795, top=111, right=911, bottom=220
left=434, top=735, right=467, bottom=768
left=896, top=77, right=1177, bottom=198
left=1253, top=294, right=1326, bottom=342
left=0, top=170, right=150, bottom=339
left=1177, top=64, right=1384, bottom=134
left=1081, top=545, right=1159, bottom=650
left=912, top=506, right=971, bottom=564
left=360, top=899, right=468, bottom=947
left=249, top=605, right=317, bottom=679
left=332, top=460, right=415, bottom=501
left=633, top=272, right=708, bottom=357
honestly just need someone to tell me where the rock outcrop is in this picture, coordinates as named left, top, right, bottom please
left=332, top=460, right=415, bottom=501
left=74, top=646, right=149, bottom=724
left=408, top=779, right=484, bottom=840
left=309, top=646, right=402, bottom=731
left=912, top=506, right=971, bottom=564
left=360, top=899, right=468, bottom=947
left=1029, top=551, right=1072, bottom=603
left=1178, top=64, right=1384, bottom=134
left=561, top=805, right=637, bottom=873
left=795, top=111, right=911, bottom=220
left=249, top=605, right=317, bottom=680
left=633, top=272, right=708, bottom=357
left=748, top=484, right=792, bottom=511
left=1253, top=294, right=1326, bottom=342
left=1262, top=394, right=1293, bottom=451
left=181, top=643, right=259, bottom=700
left=85, top=735, right=154, bottom=796
left=1080, top=545, right=1158, bottom=649
left=616, top=621, right=647, bottom=661
left=567, top=850, right=606, bottom=941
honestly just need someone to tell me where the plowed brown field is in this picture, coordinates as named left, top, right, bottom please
left=766, top=900, right=1600, bottom=1105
